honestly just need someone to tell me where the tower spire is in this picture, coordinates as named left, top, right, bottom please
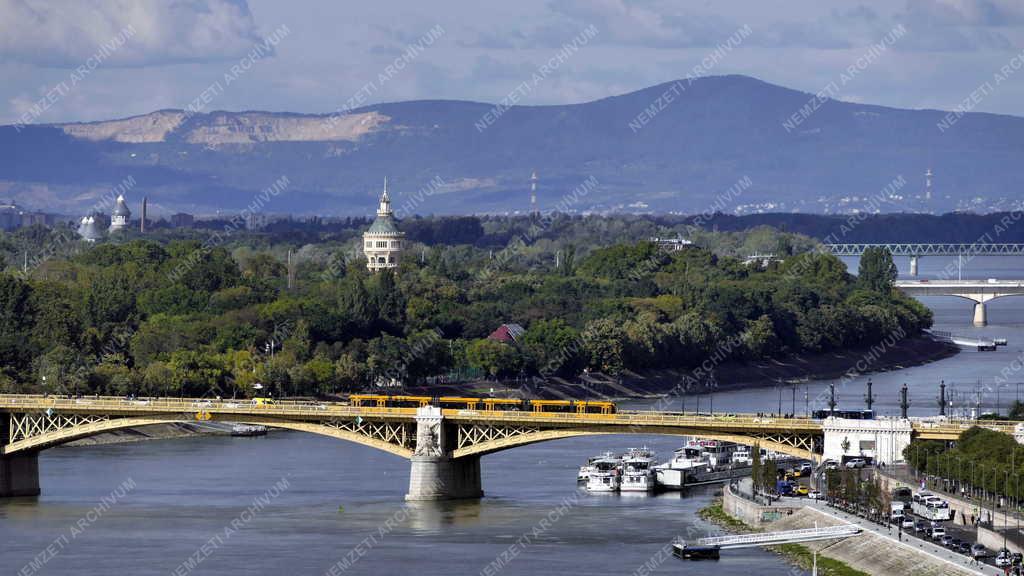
left=378, top=176, right=392, bottom=216
left=530, top=170, right=538, bottom=216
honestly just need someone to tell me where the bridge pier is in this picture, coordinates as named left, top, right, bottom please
left=0, top=453, right=40, bottom=498
left=973, top=301, right=987, bottom=327
left=405, top=407, right=483, bottom=501
left=909, top=255, right=919, bottom=277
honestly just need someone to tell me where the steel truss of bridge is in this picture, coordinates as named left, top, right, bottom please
left=824, top=243, right=1024, bottom=256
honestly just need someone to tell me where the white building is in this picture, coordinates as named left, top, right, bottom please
left=363, top=178, right=404, bottom=271
left=109, top=195, right=131, bottom=233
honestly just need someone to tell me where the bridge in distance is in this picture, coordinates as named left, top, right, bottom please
left=824, top=243, right=1024, bottom=276
left=0, top=395, right=1014, bottom=500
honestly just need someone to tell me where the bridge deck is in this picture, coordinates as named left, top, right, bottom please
left=826, top=243, right=1024, bottom=256
left=0, top=395, right=1013, bottom=440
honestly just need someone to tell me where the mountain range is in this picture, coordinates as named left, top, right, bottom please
left=1, top=74, right=1022, bottom=217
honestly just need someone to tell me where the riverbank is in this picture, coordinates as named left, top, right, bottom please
left=406, top=335, right=958, bottom=401
left=64, top=422, right=234, bottom=447
left=717, top=482, right=987, bottom=575
left=699, top=498, right=869, bottom=576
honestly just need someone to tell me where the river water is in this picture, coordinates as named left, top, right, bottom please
left=0, top=255, right=1020, bottom=576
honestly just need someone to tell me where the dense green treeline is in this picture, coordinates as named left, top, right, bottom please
left=0, top=224, right=929, bottom=398
left=905, top=427, right=1024, bottom=500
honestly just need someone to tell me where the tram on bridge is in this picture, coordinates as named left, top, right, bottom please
left=348, top=394, right=617, bottom=414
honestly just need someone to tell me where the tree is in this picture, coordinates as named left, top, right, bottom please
left=582, top=318, right=626, bottom=374
left=465, top=339, right=521, bottom=379
left=858, top=247, right=898, bottom=293
left=521, top=319, right=586, bottom=378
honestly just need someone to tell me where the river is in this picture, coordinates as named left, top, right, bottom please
left=0, top=255, right=1020, bottom=576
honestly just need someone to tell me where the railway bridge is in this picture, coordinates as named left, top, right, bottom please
left=0, top=395, right=1013, bottom=500
left=824, top=243, right=1024, bottom=277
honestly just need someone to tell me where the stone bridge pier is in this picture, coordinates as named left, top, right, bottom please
left=0, top=413, right=40, bottom=498
left=405, top=407, right=483, bottom=501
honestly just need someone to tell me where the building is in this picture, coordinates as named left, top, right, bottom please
left=109, top=195, right=131, bottom=233
left=78, top=216, right=104, bottom=243
left=650, top=237, right=694, bottom=252
left=487, top=323, right=525, bottom=344
left=363, top=178, right=404, bottom=271
left=0, top=202, right=20, bottom=230
left=170, top=213, right=195, bottom=228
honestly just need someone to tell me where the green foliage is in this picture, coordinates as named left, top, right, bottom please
left=857, top=247, right=897, bottom=293
left=0, top=221, right=932, bottom=397
left=904, top=427, right=1024, bottom=499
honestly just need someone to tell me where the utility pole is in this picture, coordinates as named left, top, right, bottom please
left=828, top=382, right=837, bottom=415
left=864, top=379, right=874, bottom=412
left=900, top=384, right=910, bottom=419
left=938, top=380, right=946, bottom=416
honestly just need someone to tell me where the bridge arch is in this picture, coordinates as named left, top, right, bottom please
left=451, top=425, right=818, bottom=462
left=2, top=413, right=415, bottom=459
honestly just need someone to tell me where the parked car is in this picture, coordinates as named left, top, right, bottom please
left=900, top=517, right=915, bottom=529
left=957, top=541, right=972, bottom=555
left=971, top=543, right=988, bottom=558
left=939, top=534, right=953, bottom=547
left=798, top=462, right=813, bottom=476
left=823, top=460, right=839, bottom=471
left=808, top=489, right=822, bottom=500
left=930, top=527, right=946, bottom=541
left=914, top=521, right=928, bottom=533
left=845, top=458, right=867, bottom=469
left=996, top=549, right=1013, bottom=567
left=948, top=538, right=962, bottom=550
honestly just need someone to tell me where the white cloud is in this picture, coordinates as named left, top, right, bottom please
left=0, top=0, right=270, bottom=67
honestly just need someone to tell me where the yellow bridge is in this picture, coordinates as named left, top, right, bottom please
left=0, top=395, right=1015, bottom=500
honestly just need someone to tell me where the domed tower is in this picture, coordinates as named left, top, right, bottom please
left=363, top=177, right=404, bottom=271
left=109, top=194, right=131, bottom=233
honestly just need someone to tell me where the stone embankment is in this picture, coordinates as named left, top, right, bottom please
left=722, top=485, right=983, bottom=576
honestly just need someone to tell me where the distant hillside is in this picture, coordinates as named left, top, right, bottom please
left=1, top=75, right=1022, bottom=216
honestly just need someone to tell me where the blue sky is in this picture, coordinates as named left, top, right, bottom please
left=3, top=0, right=1024, bottom=124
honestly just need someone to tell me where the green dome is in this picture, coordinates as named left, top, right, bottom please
left=367, top=215, right=400, bottom=235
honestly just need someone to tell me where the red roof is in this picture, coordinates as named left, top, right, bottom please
left=487, top=323, right=525, bottom=343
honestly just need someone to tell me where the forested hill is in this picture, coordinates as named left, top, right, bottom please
left=2, top=74, right=1023, bottom=215
left=0, top=234, right=929, bottom=397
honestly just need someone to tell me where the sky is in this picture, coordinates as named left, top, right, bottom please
left=3, top=0, right=1024, bottom=125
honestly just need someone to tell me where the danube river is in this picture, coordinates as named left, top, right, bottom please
left=0, top=255, right=1021, bottom=576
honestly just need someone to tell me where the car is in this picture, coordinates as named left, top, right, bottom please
left=957, top=542, right=972, bottom=555
left=940, top=535, right=954, bottom=547
left=901, top=518, right=915, bottom=529
left=915, top=521, right=928, bottom=533
left=798, top=462, right=813, bottom=475
left=845, top=458, right=867, bottom=469
left=948, top=538, right=962, bottom=549
left=930, top=527, right=946, bottom=541
left=1012, top=552, right=1023, bottom=566
left=808, top=489, right=822, bottom=500
left=823, top=460, right=839, bottom=470
left=996, top=549, right=1013, bottom=568
left=971, top=544, right=988, bottom=558
left=795, top=485, right=809, bottom=496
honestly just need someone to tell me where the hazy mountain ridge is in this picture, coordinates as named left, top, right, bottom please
left=1, top=75, right=1022, bottom=216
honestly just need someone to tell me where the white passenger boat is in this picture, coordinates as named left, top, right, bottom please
left=654, top=445, right=709, bottom=489
left=620, top=447, right=657, bottom=492
left=585, top=456, right=622, bottom=492
left=578, top=451, right=618, bottom=482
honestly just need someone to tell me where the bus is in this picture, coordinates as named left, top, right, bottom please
left=912, top=497, right=952, bottom=521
